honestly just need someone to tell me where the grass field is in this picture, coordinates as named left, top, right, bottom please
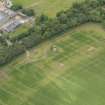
left=12, top=0, right=85, bottom=16
left=0, top=23, right=105, bottom=105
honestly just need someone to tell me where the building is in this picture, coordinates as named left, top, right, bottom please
left=0, top=0, right=33, bottom=33
left=2, top=20, right=21, bottom=32
left=3, top=0, right=13, bottom=8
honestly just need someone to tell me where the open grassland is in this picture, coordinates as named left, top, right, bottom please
left=0, top=23, right=105, bottom=105
left=12, top=0, right=85, bottom=16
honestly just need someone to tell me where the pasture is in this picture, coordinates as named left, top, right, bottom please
left=12, top=0, right=85, bottom=16
left=0, top=23, right=105, bottom=105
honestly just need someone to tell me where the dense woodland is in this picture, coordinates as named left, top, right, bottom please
left=0, top=0, right=105, bottom=65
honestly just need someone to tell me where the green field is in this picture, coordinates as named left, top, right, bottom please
left=1, top=0, right=105, bottom=105
left=12, top=0, right=85, bottom=16
left=0, top=23, right=105, bottom=105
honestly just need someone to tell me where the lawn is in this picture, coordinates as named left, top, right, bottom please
left=7, top=22, right=32, bottom=39
left=0, top=23, right=105, bottom=105
left=12, top=0, right=85, bottom=16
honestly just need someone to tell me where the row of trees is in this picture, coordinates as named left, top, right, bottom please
left=0, top=0, right=105, bottom=65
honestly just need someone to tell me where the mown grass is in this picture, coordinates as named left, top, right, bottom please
left=0, top=23, right=105, bottom=105
left=12, top=0, right=85, bottom=16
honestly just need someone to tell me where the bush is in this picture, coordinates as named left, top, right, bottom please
left=21, top=9, right=35, bottom=16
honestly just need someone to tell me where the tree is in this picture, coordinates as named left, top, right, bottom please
left=11, top=4, right=23, bottom=11
left=21, top=9, right=35, bottom=16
